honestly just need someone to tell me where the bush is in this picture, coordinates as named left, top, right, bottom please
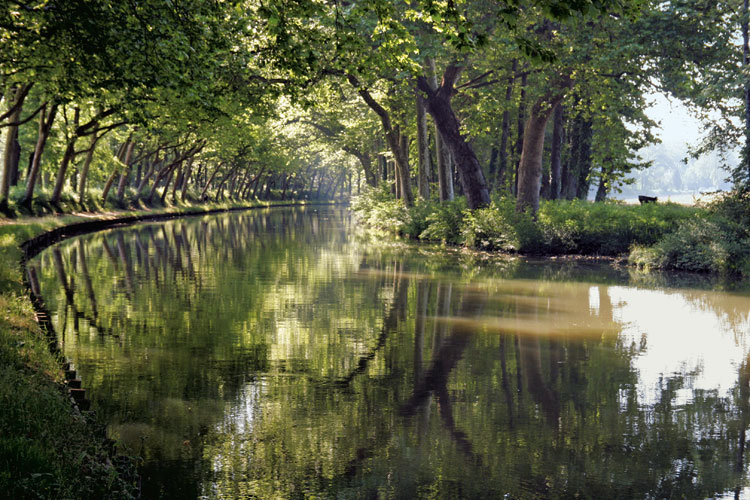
left=630, top=191, right=750, bottom=276
left=419, top=198, right=467, bottom=245
left=351, top=185, right=411, bottom=235
left=353, top=190, right=703, bottom=261
left=536, top=199, right=694, bottom=255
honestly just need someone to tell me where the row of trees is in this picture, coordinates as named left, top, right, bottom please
left=0, top=0, right=747, bottom=216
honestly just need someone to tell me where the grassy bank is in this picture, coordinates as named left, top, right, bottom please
left=0, top=199, right=321, bottom=499
left=352, top=187, right=750, bottom=277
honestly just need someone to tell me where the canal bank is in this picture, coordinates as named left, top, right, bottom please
left=0, top=200, right=330, bottom=499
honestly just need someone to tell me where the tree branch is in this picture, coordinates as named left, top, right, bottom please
left=347, top=74, right=392, bottom=132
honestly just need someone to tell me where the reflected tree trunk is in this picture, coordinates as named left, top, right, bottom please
left=78, top=239, right=98, bottom=320
left=116, top=233, right=135, bottom=298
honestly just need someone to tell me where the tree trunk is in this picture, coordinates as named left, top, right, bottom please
left=21, top=103, right=58, bottom=207
left=160, top=164, right=177, bottom=204
left=574, top=118, right=593, bottom=200
left=136, top=158, right=157, bottom=198
left=594, top=168, right=608, bottom=202
left=252, top=170, right=263, bottom=198
left=51, top=139, right=77, bottom=205
left=487, top=147, right=499, bottom=190
left=265, top=175, right=275, bottom=199
left=171, top=162, right=183, bottom=203
left=540, top=161, right=551, bottom=200
left=281, top=173, right=291, bottom=199
left=51, top=107, right=81, bottom=204
left=1, top=125, right=20, bottom=209
left=416, top=90, right=431, bottom=199
left=213, top=165, right=238, bottom=201
left=326, top=172, right=345, bottom=199
left=1, top=86, right=27, bottom=209
left=561, top=119, right=577, bottom=200
left=516, top=90, right=567, bottom=214
left=354, top=153, right=376, bottom=187
left=429, top=59, right=454, bottom=202
left=101, top=142, right=128, bottom=202
left=398, top=131, right=412, bottom=201
left=147, top=161, right=173, bottom=203
left=497, top=60, right=516, bottom=192
left=115, top=140, right=136, bottom=202
left=394, top=161, right=401, bottom=198
left=417, top=65, right=490, bottom=210
left=348, top=74, right=414, bottom=206
left=200, top=162, right=221, bottom=199
left=549, top=105, right=565, bottom=200
left=514, top=72, right=528, bottom=196
left=8, top=125, right=20, bottom=187
left=180, top=157, right=194, bottom=201
left=77, top=132, right=99, bottom=204
left=390, top=131, right=412, bottom=203
left=316, top=173, right=325, bottom=199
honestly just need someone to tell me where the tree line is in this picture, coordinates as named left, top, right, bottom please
left=0, top=0, right=746, bottom=216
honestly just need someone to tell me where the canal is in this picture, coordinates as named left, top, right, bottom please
left=28, top=207, right=750, bottom=499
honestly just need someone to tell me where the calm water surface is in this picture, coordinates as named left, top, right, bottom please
left=29, top=207, right=750, bottom=499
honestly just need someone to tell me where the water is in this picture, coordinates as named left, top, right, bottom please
left=28, top=207, right=750, bottom=499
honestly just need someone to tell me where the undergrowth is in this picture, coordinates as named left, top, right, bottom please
left=352, top=187, right=697, bottom=257
left=629, top=190, right=750, bottom=276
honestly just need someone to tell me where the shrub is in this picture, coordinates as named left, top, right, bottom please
left=536, top=200, right=695, bottom=255
left=353, top=190, right=706, bottom=263
left=403, top=198, right=436, bottom=239
left=419, top=198, right=467, bottom=245
left=630, top=191, right=750, bottom=276
left=351, top=186, right=411, bottom=235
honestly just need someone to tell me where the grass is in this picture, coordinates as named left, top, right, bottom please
left=0, top=194, right=330, bottom=499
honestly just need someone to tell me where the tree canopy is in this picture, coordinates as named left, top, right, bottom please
left=0, top=0, right=745, bottom=215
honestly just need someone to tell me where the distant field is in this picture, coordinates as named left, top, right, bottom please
left=615, top=191, right=723, bottom=205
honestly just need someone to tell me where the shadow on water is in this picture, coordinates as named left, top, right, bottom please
left=29, top=207, right=750, bottom=499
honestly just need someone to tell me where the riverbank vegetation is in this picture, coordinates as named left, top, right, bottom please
left=353, top=187, right=750, bottom=276
left=352, top=186, right=697, bottom=254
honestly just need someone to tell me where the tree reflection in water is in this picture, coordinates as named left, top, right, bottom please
left=29, top=207, right=750, bottom=499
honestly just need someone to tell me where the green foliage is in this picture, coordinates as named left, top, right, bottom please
left=355, top=194, right=696, bottom=257
left=630, top=191, right=750, bottom=276
left=351, top=185, right=411, bottom=235
left=419, top=198, right=468, bottom=245
left=535, top=199, right=694, bottom=254
left=460, top=198, right=524, bottom=252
